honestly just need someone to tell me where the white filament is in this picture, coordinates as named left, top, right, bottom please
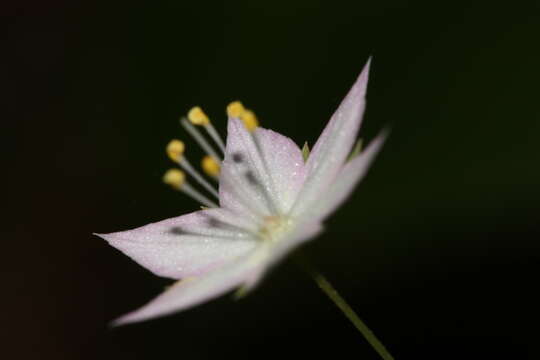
left=177, top=157, right=219, bottom=199
left=180, top=182, right=219, bottom=208
left=205, top=123, right=226, bottom=153
left=181, top=118, right=222, bottom=163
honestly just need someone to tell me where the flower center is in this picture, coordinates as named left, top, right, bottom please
left=259, top=215, right=293, bottom=243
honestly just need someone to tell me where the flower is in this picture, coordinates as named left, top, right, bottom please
left=97, top=59, right=387, bottom=325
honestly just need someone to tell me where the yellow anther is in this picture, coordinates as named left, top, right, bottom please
left=188, top=106, right=210, bottom=126
left=226, top=101, right=259, bottom=132
left=226, top=101, right=246, bottom=118
left=240, top=110, right=259, bottom=132
left=163, top=169, right=186, bottom=189
left=201, top=155, right=220, bottom=177
left=166, top=139, right=185, bottom=161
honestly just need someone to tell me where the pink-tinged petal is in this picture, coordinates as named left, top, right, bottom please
left=253, top=127, right=306, bottom=211
left=291, top=59, right=371, bottom=218
left=96, top=208, right=258, bottom=280
left=219, top=118, right=274, bottom=217
left=308, top=130, right=388, bottom=221
left=112, top=250, right=261, bottom=326
left=219, top=118, right=306, bottom=215
left=218, top=160, right=268, bottom=224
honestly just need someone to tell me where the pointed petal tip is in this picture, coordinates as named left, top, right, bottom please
left=105, top=305, right=143, bottom=328
left=93, top=232, right=108, bottom=241
left=378, top=125, right=392, bottom=142
left=366, top=55, right=373, bottom=65
left=108, top=305, right=166, bottom=327
left=93, top=231, right=118, bottom=244
left=108, top=318, right=124, bottom=328
left=108, top=314, right=137, bottom=328
left=363, top=56, right=372, bottom=72
left=354, top=57, right=372, bottom=96
left=363, top=127, right=391, bottom=158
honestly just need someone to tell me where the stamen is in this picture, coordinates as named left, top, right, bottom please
left=205, top=123, right=226, bottom=152
left=240, top=110, right=259, bottom=132
left=187, top=106, right=210, bottom=126
left=226, top=101, right=259, bottom=132
left=180, top=118, right=222, bottom=162
left=201, top=155, right=220, bottom=178
left=226, top=101, right=246, bottom=118
left=188, top=106, right=226, bottom=152
left=178, top=157, right=220, bottom=198
left=163, top=169, right=218, bottom=208
left=166, top=139, right=219, bottom=198
left=163, top=168, right=185, bottom=188
left=166, top=139, right=185, bottom=162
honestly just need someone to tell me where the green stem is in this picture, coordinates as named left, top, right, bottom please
left=295, top=254, right=395, bottom=360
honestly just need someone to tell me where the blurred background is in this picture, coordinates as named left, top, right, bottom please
left=4, top=0, right=539, bottom=359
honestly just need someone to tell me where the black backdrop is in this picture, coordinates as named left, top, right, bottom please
left=4, top=1, right=539, bottom=359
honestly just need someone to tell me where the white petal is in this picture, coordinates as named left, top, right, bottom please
left=97, top=208, right=258, bottom=279
left=254, top=127, right=306, bottom=211
left=112, top=249, right=262, bottom=325
left=219, top=118, right=306, bottom=215
left=307, top=130, right=388, bottom=221
left=290, top=59, right=371, bottom=218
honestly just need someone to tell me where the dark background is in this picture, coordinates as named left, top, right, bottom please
left=4, top=1, right=539, bottom=359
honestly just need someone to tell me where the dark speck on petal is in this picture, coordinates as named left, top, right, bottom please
left=168, top=227, right=187, bottom=235
left=245, top=171, right=259, bottom=186
left=232, top=152, right=244, bottom=163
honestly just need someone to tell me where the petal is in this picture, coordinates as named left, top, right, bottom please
left=290, top=59, right=371, bottom=218
left=219, top=118, right=306, bottom=215
left=112, top=249, right=261, bottom=325
left=97, top=208, right=258, bottom=279
left=307, top=130, right=388, bottom=221
left=254, top=127, right=306, bottom=211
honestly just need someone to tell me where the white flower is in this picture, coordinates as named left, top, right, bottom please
left=97, top=60, right=387, bottom=325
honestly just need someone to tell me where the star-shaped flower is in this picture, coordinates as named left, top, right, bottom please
left=98, top=60, right=386, bottom=325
